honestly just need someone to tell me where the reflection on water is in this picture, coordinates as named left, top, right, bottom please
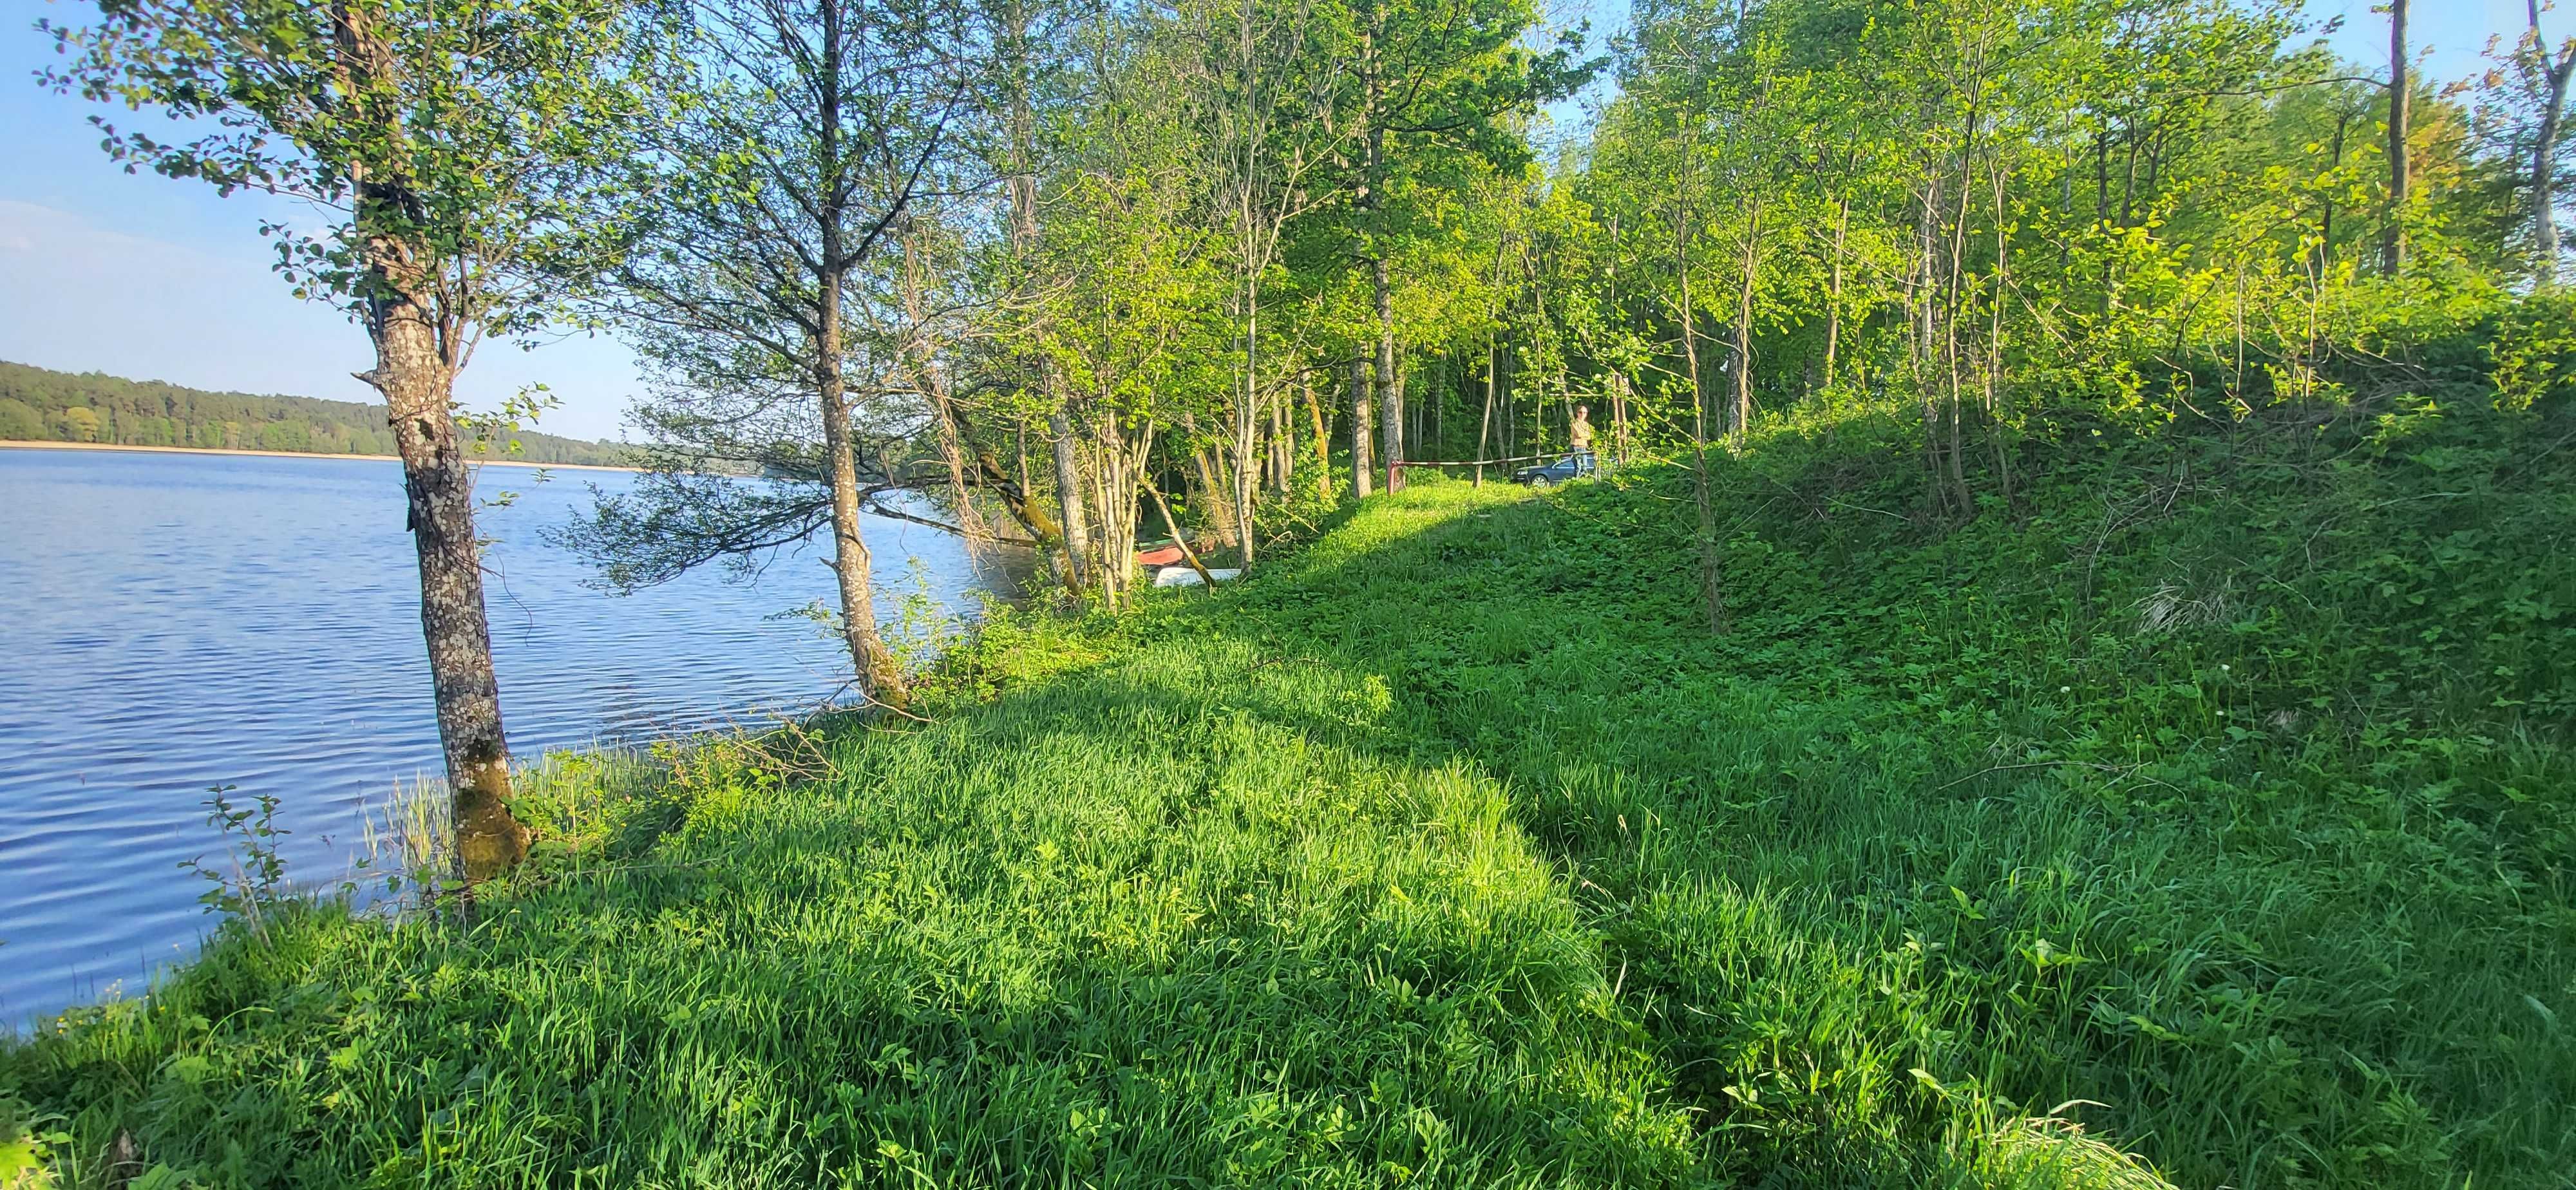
left=0, top=448, right=1019, bottom=1025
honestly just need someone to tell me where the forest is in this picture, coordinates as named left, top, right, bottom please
left=0, top=361, right=632, bottom=467
left=3, top=0, right=2571, bottom=1185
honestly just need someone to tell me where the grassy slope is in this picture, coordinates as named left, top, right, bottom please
left=5, top=393, right=2570, bottom=1188
left=1235, top=423, right=2573, bottom=1186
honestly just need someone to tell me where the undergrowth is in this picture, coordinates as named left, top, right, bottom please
left=1197, top=384, right=2573, bottom=1185
left=3, top=345, right=2569, bottom=1187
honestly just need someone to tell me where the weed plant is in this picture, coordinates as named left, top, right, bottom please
left=3, top=337, right=2569, bottom=1187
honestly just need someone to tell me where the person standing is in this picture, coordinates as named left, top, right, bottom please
left=1569, top=404, right=1596, bottom=476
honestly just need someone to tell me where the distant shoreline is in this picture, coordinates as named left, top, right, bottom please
left=0, top=439, right=641, bottom=473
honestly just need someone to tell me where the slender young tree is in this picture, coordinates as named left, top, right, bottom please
left=2521, top=0, right=2576, bottom=283
left=1343, top=0, right=1586, bottom=493
left=1019, top=5, right=1229, bottom=602
left=1674, top=124, right=1726, bottom=634
left=2385, top=0, right=2412, bottom=275
left=565, top=0, right=975, bottom=710
left=1349, top=355, right=1375, bottom=496
left=43, top=0, right=663, bottom=880
left=1191, top=0, right=1344, bottom=563
left=989, top=0, right=1095, bottom=589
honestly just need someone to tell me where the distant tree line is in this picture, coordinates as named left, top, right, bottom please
left=0, top=361, right=630, bottom=466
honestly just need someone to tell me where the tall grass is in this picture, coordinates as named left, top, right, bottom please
left=4, top=386, right=2568, bottom=1187
left=355, top=749, right=675, bottom=910
left=1203, top=388, right=2572, bottom=1185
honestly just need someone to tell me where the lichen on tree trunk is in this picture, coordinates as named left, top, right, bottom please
left=368, top=281, right=529, bottom=882
left=340, top=0, right=526, bottom=882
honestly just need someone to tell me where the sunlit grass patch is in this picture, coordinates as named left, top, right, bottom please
left=3, top=626, right=1706, bottom=1186
left=8, top=394, right=2570, bottom=1187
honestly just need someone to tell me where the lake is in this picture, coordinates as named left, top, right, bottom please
left=0, top=447, right=1019, bottom=1025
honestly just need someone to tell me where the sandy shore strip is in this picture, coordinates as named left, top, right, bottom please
left=0, top=439, right=641, bottom=473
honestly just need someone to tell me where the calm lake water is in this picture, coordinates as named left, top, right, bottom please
left=0, top=447, right=1018, bottom=1025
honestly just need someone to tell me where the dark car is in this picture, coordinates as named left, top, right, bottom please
left=1512, top=453, right=1589, bottom=487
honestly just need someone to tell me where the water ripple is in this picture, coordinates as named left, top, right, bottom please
left=0, top=448, right=1018, bottom=1026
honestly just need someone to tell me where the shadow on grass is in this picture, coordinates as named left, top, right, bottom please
left=8, top=456, right=2566, bottom=1189
left=6, top=594, right=1710, bottom=1186
left=1144, top=469, right=2572, bottom=1189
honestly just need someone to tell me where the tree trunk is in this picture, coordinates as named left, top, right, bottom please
left=2120, top=121, right=2140, bottom=225
left=1180, top=411, right=1238, bottom=549
left=2530, top=2, right=2574, bottom=285
left=1269, top=386, right=1292, bottom=495
left=1349, top=355, right=1374, bottom=497
left=2383, top=0, right=2410, bottom=276
left=1092, top=410, right=1151, bottom=602
left=2319, top=108, right=2349, bottom=273
left=817, top=276, right=905, bottom=708
left=1049, top=406, right=1090, bottom=590
left=2094, top=130, right=2114, bottom=314
left=373, top=288, right=526, bottom=882
left=1233, top=319, right=1259, bottom=565
left=1302, top=375, right=1334, bottom=502
left=811, top=0, right=903, bottom=709
left=1430, top=352, right=1443, bottom=453
left=905, top=224, right=989, bottom=547
left=1729, top=200, right=1763, bottom=448
left=1988, top=164, right=2013, bottom=507
left=1914, top=178, right=1950, bottom=516
left=338, top=0, right=524, bottom=882
left=1478, top=332, right=1497, bottom=464
left=1609, top=369, right=1631, bottom=466
left=1944, top=152, right=1974, bottom=516
left=1364, top=8, right=1402, bottom=494
left=1088, top=439, right=1120, bottom=607
left=1676, top=137, right=1724, bottom=634
left=1822, top=195, right=1847, bottom=395
left=1195, top=453, right=1238, bottom=547
left=1005, top=0, right=1084, bottom=588
left=1374, top=248, right=1401, bottom=494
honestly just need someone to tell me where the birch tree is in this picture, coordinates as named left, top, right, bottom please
left=43, top=0, right=664, bottom=880
left=1182, top=0, right=1345, bottom=564
left=2513, top=1, right=2576, bottom=282
left=1343, top=0, right=1583, bottom=492
left=562, top=0, right=976, bottom=710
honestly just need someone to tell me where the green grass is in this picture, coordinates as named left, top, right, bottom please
left=5, top=385, right=2570, bottom=1187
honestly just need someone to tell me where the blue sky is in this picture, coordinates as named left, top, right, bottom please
left=0, top=1, right=2545, bottom=442
left=1, top=10, right=641, bottom=439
